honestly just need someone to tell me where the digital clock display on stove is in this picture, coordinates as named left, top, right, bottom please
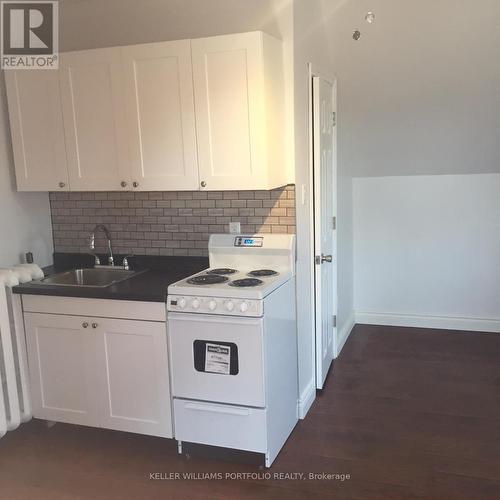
left=234, top=236, right=263, bottom=247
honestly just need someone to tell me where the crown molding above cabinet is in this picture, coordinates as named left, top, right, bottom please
left=4, top=31, right=288, bottom=192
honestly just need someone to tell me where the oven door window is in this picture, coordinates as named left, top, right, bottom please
left=193, top=340, right=239, bottom=375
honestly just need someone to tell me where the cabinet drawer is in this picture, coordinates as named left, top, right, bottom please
left=22, top=295, right=165, bottom=322
left=173, top=399, right=267, bottom=453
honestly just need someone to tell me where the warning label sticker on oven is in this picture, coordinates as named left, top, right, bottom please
left=205, top=343, right=231, bottom=375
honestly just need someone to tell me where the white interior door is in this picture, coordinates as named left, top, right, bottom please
left=313, top=76, right=337, bottom=389
left=121, top=40, right=199, bottom=191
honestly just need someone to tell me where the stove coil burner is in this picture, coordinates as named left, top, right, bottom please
left=248, top=269, right=278, bottom=277
left=229, top=278, right=264, bottom=288
left=187, top=275, right=229, bottom=285
left=206, top=268, right=238, bottom=275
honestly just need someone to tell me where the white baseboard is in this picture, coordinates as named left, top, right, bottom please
left=297, top=380, right=315, bottom=419
left=355, top=311, right=500, bottom=333
left=335, top=311, right=355, bottom=358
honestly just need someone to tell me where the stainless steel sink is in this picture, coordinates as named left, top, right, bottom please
left=39, top=268, right=147, bottom=288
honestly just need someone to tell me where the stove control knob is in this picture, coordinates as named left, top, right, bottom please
left=178, top=298, right=186, bottom=309
left=191, top=298, right=200, bottom=309
left=225, top=300, right=234, bottom=311
left=208, top=300, right=217, bottom=311
left=240, top=301, right=249, bottom=313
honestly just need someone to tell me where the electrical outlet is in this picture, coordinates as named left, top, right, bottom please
left=229, top=222, right=241, bottom=234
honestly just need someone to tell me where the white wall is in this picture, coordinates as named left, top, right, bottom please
left=59, top=0, right=289, bottom=50
left=293, top=0, right=354, bottom=416
left=321, top=0, right=500, bottom=332
left=322, top=0, right=500, bottom=178
left=0, top=77, right=53, bottom=268
left=353, top=174, right=500, bottom=331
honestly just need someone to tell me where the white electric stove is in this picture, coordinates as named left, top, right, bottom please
left=167, top=234, right=298, bottom=467
left=167, top=234, right=295, bottom=310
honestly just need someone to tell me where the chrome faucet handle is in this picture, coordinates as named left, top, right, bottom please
left=89, top=253, right=100, bottom=266
left=108, top=255, right=114, bottom=266
left=122, top=255, right=134, bottom=271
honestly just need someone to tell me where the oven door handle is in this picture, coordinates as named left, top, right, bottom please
left=183, top=402, right=251, bottom=417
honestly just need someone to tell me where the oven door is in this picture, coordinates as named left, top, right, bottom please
left=168, top=313, right=265, bottom=407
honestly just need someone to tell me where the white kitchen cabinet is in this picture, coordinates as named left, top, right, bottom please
left=121, top=41, right=199, bottom=191
left=191, top=31, right=286, bottom=190
left=59, top=48, right=131, bottom=191
left=24, top=313, right=100, bottom=426
left=4, top=70, right=68, bottom=191
left=7, top=32, right=288, bottom=192
left=24, top=310, right=172, bottom=438
left=96, top=318, right=172, bottom=437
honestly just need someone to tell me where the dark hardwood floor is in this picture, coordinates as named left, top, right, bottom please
left=1, top=324, right=499, bottom=499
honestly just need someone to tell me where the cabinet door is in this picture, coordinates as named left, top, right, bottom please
left=122, top=41, right=199, bottom=191
left=95, top=318, right=172, bottom=438
left=4, top=70, right=68, bottom=191
left=191, top=32, right=267, bottom=190
left=59, top=48, right=130, bottom=191
left=24, top=313, right=100, bottom=426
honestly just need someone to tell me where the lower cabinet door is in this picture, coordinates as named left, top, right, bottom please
left=95, top=318, right=172, bottom=438
left=24, top=313, right=100, bottom=426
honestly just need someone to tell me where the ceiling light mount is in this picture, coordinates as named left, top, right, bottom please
left=365, top=11, right=375, bottom=24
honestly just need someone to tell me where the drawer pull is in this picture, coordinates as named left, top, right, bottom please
left=184, top=402, right=250, bottom=417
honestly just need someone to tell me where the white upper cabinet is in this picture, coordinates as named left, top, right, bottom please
left=59, top=48, right=131, bottom=191
left=121, top=41, right=199, bottom=191
left=6, top=32, right=288, bottom=192
left=5, top=70, right=68, bottom=191
left=192, top=32, right=286, bottom=191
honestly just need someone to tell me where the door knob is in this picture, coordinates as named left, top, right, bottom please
left=315, top=254, right=333, bottom=264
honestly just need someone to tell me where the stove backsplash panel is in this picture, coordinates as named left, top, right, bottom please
left=50, top=185, right=295, bottom=257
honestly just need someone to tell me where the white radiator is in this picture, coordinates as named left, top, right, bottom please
left=0, top=265, right=42, bottom=438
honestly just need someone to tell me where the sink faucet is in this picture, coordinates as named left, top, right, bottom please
left=89, top=224, right=114, bottom=266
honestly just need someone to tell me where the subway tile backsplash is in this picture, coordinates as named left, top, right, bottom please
left=50, top=185, right=295, bottom=257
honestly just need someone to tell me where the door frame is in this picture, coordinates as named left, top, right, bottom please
left=308, top=63, right=338, bottom=388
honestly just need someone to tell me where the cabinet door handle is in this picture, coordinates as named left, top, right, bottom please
left=132, top=181, right=139, bottom=188
left=121, top=181, right=127, bottom=188
left=82, top=322, right=89, bottom=328
left=59, top=182, right=66, bottom=188
left=92, top=323, right=98, bottom=329
left=200, top=181, right=207, bottom=188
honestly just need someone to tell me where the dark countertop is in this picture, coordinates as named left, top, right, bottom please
left=13, top=253, right=209, bottom=303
